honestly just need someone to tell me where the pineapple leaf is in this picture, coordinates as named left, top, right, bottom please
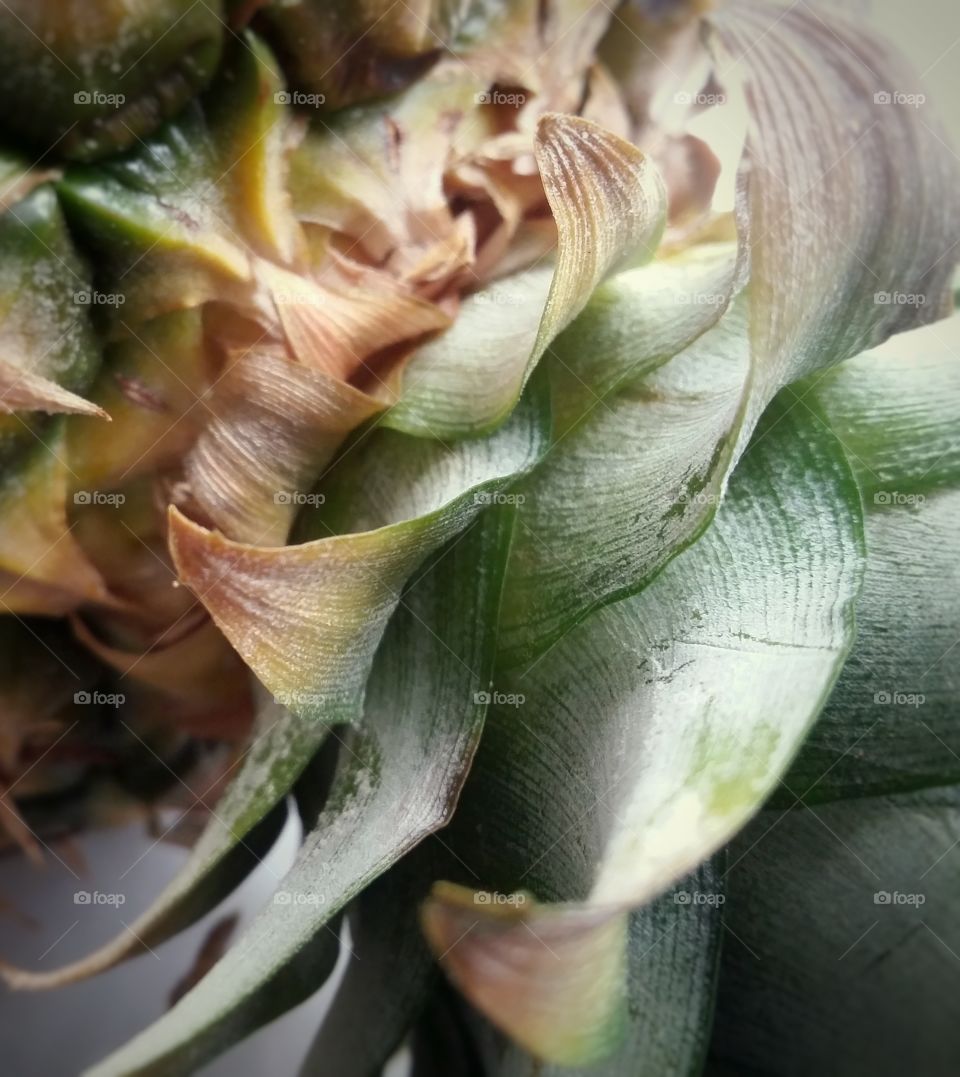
left=422, top=396, right=865, bottom=1063
left=496, top=290, right=750, bottom=668
left=447, top=859, right=725, bottom=1077
left=382, top=264, right=555, bottom=439
left=183, top=350, right=384, bottom=547
left=0, top=422, right=112, bottom=612
left=0, top=180, right=112, bottom=613
left=89, top=506, right=516, bottom=1075
left=65, top=310, right=211, bottom=491
left=492, top=0, right=960, bottom=667
left=299, top=843, right=446, bottom=1077
left=0, top=360, right=107, bottom=420
left=288, top=64, right=485, bottom=260
left=545, top=240, right=741, bottom=434
left=710, top=0, right=960, bottom=398
left=804, top=316, right=960, bottom=502
left=713, top=786, right=960, bottom=1075
left=168, top=375, right=549, bottom=725
left=56, top=33, right=294, bottom=329
left=0, top=694, right=322, bottom=990
left=384, top=113, right=668, bottom=439
left=778, top=315, right=960, bottom=802
left=9, top=374, right=548, bottom=993
left=0, top=184, right=105, bottom=437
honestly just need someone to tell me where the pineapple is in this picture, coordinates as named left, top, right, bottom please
left=0, top=0, right=958, bottom=1074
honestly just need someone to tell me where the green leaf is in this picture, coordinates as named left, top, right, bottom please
left=0, top=184, right=105, bottom=454
left=712, top=786, right=960, bottom=1076
left=168, top=375, right=549, bottom=725
left=299, top=844, right=444, bottom=1077
left=56, top=33, right=295, bottom=328
left=382, top=265, right=555, bottom=439
left=803, top=316, right=960, bottom=501
left=546, top=241, right=740, bottom=432
left=497, top=291, right=750, bottom=668
left=51, top=368, right=543, bottom=1002
left=778, top=316, right=960, bottom=802
left=384, top=113, right=668, bottom=439
left=0, top=693, right=319, bottom=990
left=491, top=0, right=960, bottom=669
left=422, top=397, right=865, bottom=1062
left=448, top=860, right=725, bottom=1077
left=709, top=0, right=960, bottom=408
left=0, top=180, right=114, bottom=613
left=89, top=507, right=516, bottom=1075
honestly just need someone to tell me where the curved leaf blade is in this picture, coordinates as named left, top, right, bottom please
left=384, top=114, right=667, bottom=438
left=89, top=507, right=515, bottom=1075
left=169, top=379, right=548, bottom=725
left=710, top=0, right=960, bottom=412
left=423, top=397, right=865, bottom=1062
left=713, top=787, right=960, bottom=1076
left=780, top=316, right=960, bottom=801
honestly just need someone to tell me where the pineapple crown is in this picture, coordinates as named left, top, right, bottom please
left=0, top=1, right=958, bottom=1073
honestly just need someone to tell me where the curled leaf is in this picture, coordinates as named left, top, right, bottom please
left=170, top=382, right=548, bottom=722
left=533, top=114, right=665, bottom=344
left=424, top=400, right=864, bottom=1062
left=90, top=510, right=512, bottom=1074
left=710, top=0, right=960, bottom=413
left=781, top=315, right=960, bottom=801
left=498, top=291, right=749, bottom=667
left=387, top=114, right=668, bottom=437
left=183, top=349, right=383, bottom=545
